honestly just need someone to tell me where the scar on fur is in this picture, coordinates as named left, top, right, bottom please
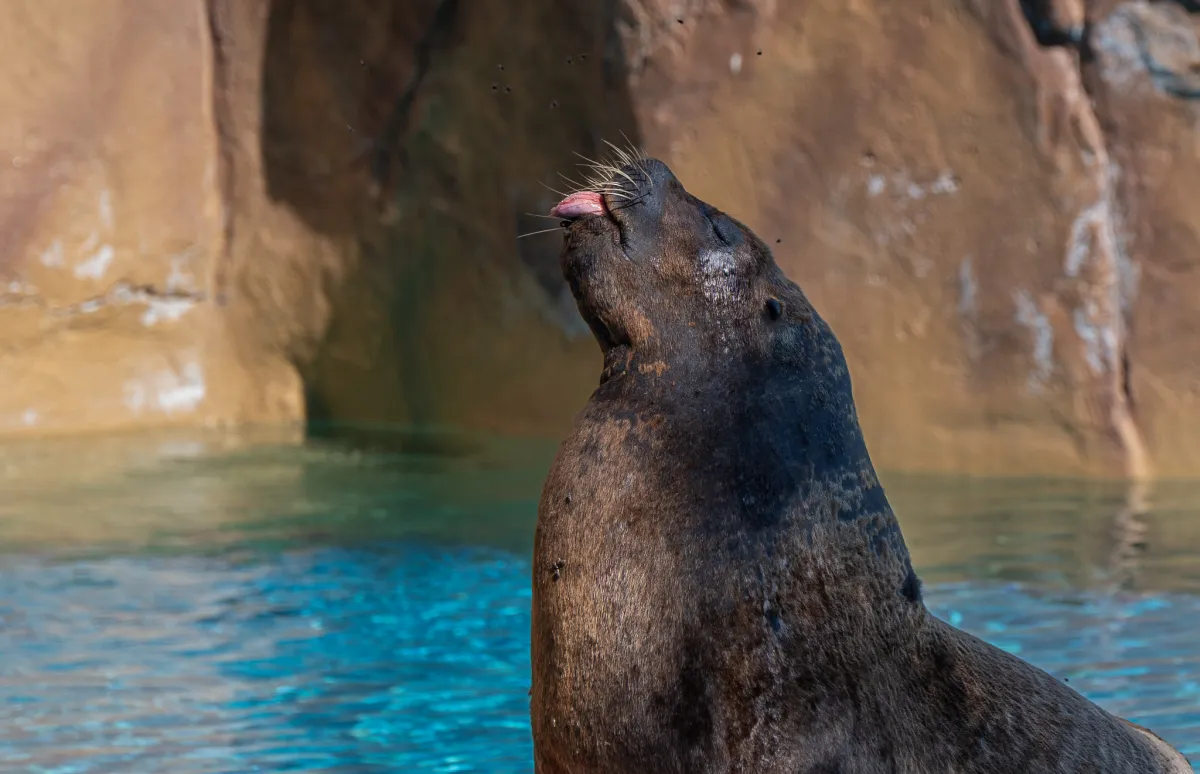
left=638, top=360, right=669, bottom=376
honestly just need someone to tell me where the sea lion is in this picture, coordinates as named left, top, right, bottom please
left=528, top=150, right=1191, bottom=773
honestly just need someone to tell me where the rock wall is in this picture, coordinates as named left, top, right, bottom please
left=626, top=0, right=1200, bottom=479
left=0, top=1, right=296, bottom=435
left=1, top=0, right=1198, bottom=478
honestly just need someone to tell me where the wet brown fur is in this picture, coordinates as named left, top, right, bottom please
left=529, top=157, right=1191, bottom=773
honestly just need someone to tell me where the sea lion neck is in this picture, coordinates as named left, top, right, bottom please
left=595, top=322, right=735, bottom=385
left=591, top=312, right=913, bottom=575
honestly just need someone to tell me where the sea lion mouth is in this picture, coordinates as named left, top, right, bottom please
left=551, top=189, right=629, bottom=257
left=550, top=190, right=607, bottom=220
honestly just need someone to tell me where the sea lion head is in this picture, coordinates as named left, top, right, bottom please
left=548, top=150, right=918, bottom=597
left=551, top=152, right=813, bottom=374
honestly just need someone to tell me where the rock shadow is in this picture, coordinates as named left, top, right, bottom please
left=257, top=0, right=644, bottom=449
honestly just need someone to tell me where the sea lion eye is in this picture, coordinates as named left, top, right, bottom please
left=701, top=205, right=744, bottom=248
left=705, top=211, right=729, bottom=245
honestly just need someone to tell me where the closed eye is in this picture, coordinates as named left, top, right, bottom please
left=705, top=212, right=729, bottom=245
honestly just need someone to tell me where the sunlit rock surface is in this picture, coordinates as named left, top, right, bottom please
left=0, top=0, right=1198, bottom=477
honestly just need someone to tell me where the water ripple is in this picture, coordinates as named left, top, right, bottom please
left=0, top=545, right=1196, bottom=772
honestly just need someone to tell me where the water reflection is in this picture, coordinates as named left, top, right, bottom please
left=0, top=426, right=555, bottom=558
left=0, top=429, right=1198, bottom=771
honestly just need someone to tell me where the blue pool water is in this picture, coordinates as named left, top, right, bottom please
left=1, top=430, right=1198, bottom=772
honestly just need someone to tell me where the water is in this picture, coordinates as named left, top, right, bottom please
left=1, top=429, right=1198, bottom=772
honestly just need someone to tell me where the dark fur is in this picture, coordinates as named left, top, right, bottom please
left=529, top=158, right=1190, bottom=773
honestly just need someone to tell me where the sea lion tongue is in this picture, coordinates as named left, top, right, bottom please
left=551, top=191, right=605, bottom=219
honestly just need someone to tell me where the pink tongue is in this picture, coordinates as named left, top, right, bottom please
left=551, top=191, right=605, bottom=219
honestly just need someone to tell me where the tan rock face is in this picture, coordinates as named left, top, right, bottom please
left=1, top=0, right=1198, bottom=478
left=0, top=0, right=301, bottom=435
left=622, top=0, right=1200, bottom=478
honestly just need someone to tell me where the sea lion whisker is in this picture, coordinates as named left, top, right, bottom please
left=602, top=138, right=629, bottom=162
left=608, top=193, right=646, bottom=210
left=575, top=174, right=631, bottom=200
left=539, top=181, right=574, bottom=199
left=577, top=160, right=626, bottom=187
left=578, top=184, right=627, bottom=200
left=575, top=158, right=641, bottom=195
left=572, top=150, right=609, bottom=169
left=576, top=161, right=616, bottom=178
left=578, top=172, right=610, bottom=190
left=583, top=174, right=631, bottom=195
left=615, top=130, right=645, bottom=162
left=559, top=172, right=596, bottom=192
left=578, top=149, right=632, bottom=181
left=607, top=166, right=639, bottom=189
left=577, top=158, right=627, bottom=186
left=574, top=166, right=610, bottom=184
left=600, top=188, right=633, bottom=201
left=615, top=131, right=650, bottom=177
left=517, top=226, right=566, bottom=239
left=603, top=139, right=642, bottom=176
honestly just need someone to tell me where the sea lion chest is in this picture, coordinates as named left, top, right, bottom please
left=528, top=373, right=903, bottom=773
